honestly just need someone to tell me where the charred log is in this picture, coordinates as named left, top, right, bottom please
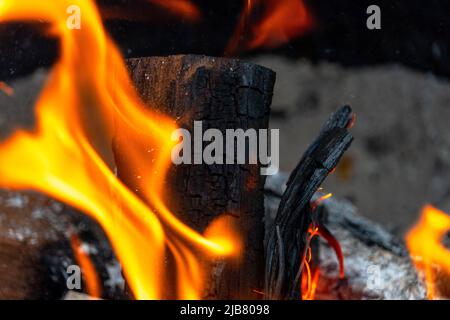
left=117, top=55, right=276, bottom=299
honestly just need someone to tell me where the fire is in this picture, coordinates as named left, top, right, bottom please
left=70, top=232, right=102, bottom=298
left=301, top=259, right=319, bottom=300
left=248, top=0, right=313, bottom=50
left=300, top=227, right=321, bottom=300
left=0, top=0, right=239, bottom=299
left=226, top=0, right=313, bottom=54
left=148, top=0, right=201, bottom=22
left=406, top=205, right=450, bottom=299
left=311, top=193, right=332, bottom=211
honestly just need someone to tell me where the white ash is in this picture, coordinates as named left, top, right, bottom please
left=0, top=190, right=68, bottom=244
left=79, top=242, right=98, bottom=255
left=104, top=262, right=125, bottom=291
left=5, top=194, right=28, bottom=208
left=319, top=222, right=426, bottom=300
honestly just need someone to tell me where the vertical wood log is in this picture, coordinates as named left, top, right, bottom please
left=119, top=55, right=275, bottom=299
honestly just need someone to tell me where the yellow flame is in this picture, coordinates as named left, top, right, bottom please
left=406, top=205, right=450, bottom=299
left=0, top=0, right=239, bottom=299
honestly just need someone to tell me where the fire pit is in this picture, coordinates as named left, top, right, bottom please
left=0, top=0, right=449, bottom=307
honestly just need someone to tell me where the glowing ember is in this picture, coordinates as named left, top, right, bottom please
left=406, top=205, right=450, bottom=299
left=300, top=194, right=344, bottom=300
left=301, top=262, right=319, bottom=300
left=300, top=226, right=321, bottom=300
left=226, top=0, right=313, bottom=54
left=0, top=0, right=239, bottom=299
left=316, top=225, right=344, bottom=279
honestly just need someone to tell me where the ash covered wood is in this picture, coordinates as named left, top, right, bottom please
left=0, top=190, right=125, bottom=299
left=0, top=190, right=69, bottom=299
left=265, top=106, right=354, bottom=299
left=119, top=55, right=276, bottom=299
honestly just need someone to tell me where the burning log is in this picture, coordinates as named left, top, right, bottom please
left=114, top=55, right=276, bottom=299
left=265, top=106, right=354, bottom=299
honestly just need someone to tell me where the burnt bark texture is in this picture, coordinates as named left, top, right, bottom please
left=265, top=106, right=354, bottom=300
left=122, top=55, right=275, bottom=299
left=0, top=190, right=124, bottom=300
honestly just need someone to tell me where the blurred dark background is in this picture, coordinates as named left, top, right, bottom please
left=2, top=0, right=450, bottom=80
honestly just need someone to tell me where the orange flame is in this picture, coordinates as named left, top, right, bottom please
left=300, top=226, right=319, bottom=300
left=0, top=0, right=239, bottom=299
left=226, top=0, right=313, bottom=54
left=301, top=258, right=319, bottom=300
left=148, top=0, right=201, bottom=22
left=248, top=0, right=313, bottom=50
left=406, top=205, right=450, bottom=299
left=311, top=192, right=332, bottom=211
left=70, top=232, right=102, bottom=298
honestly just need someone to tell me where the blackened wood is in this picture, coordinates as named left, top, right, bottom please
left=121, top=55, right=275, bottom=299
left=265, top=106, right=354, bottom=300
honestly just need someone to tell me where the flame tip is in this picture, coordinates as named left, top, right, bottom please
left=406, top=204, right=450, bottom=299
